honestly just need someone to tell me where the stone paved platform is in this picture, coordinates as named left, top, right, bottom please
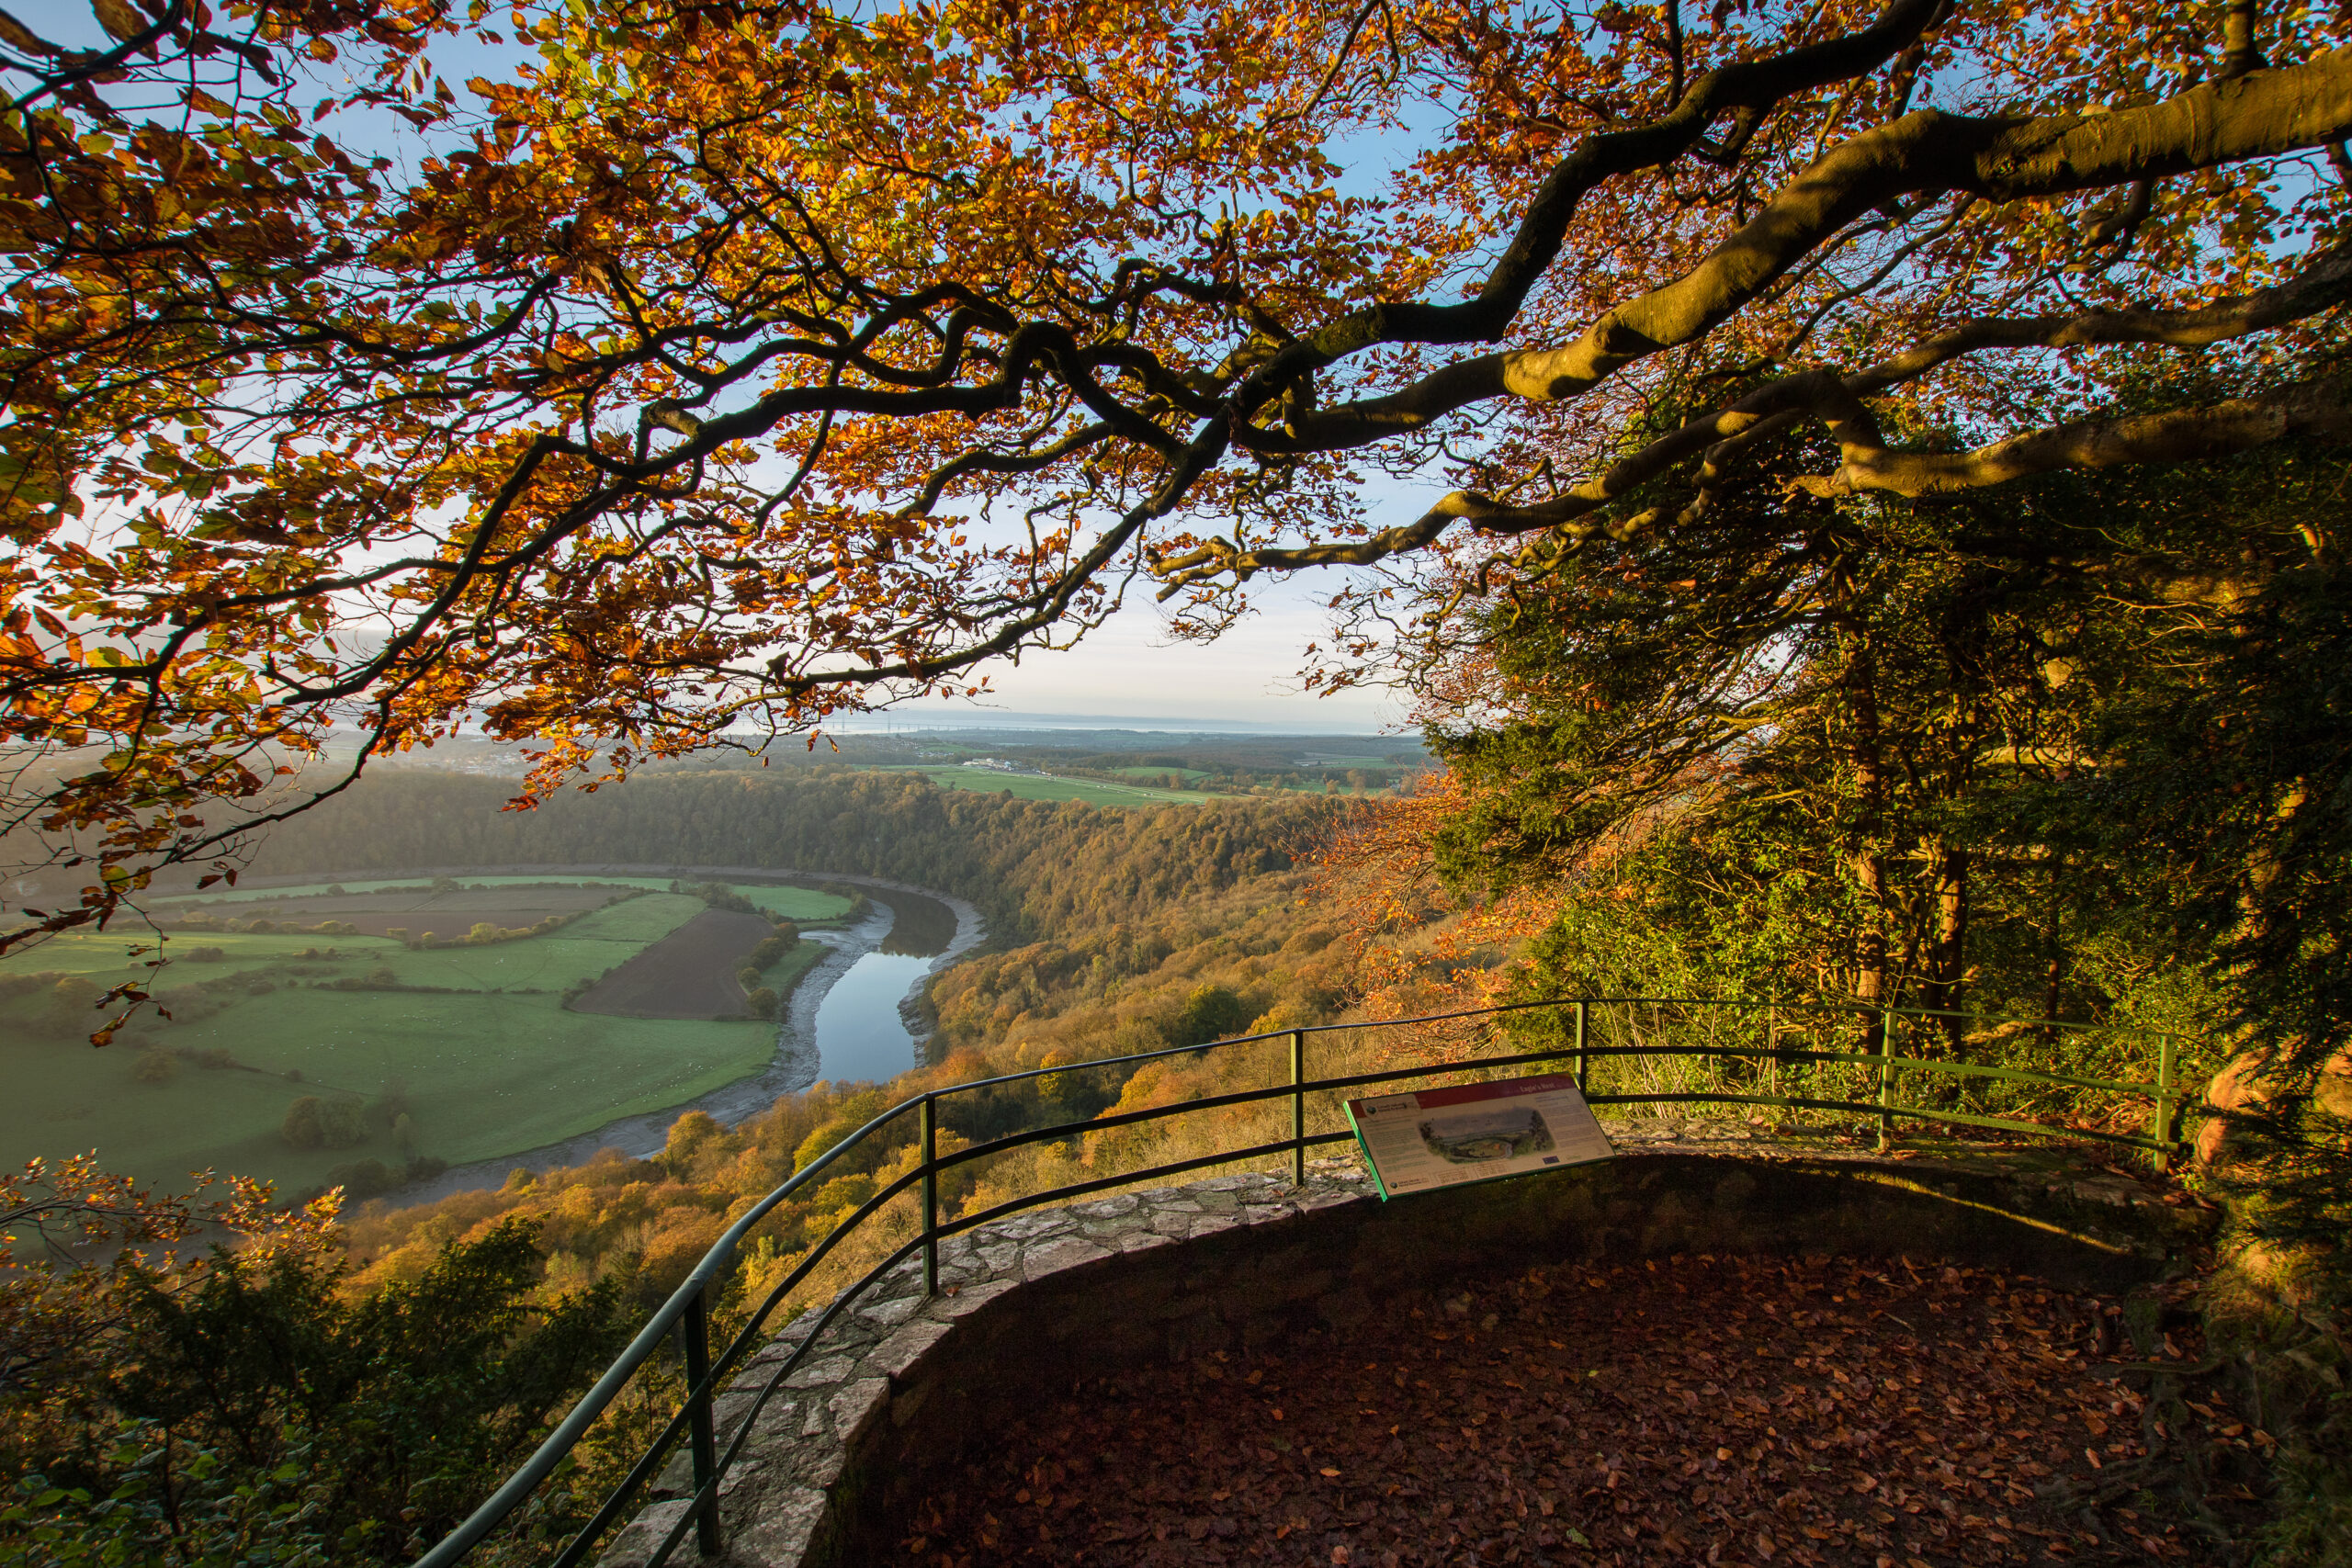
left=603, top=1168, right=1365, bottom=1568
left=596, top=1127, right=2211, bottom=1568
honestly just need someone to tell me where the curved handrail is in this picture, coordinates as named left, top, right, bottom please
left=412, top=992, right=2198, bottom=1568
left=409, top=1090, right=928, bottom=1568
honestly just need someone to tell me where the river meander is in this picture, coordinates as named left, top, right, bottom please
left=802, top=880, right=963, bottom=1081
left=379, top=865, right=980, bottom=1200
left=129, top=864, right=983, bottom=1213
left=810, top=950, right=933, bottom=1083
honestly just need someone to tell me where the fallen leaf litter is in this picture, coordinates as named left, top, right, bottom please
left=902, top=1252, right=2245, bottom=1566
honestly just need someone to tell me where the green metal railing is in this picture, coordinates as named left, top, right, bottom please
left=409, top=994, right=2196, bottom=1568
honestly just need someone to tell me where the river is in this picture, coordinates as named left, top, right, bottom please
left=809, top=951, right=937, bottom=1083
left=365, top=864, right=984, bottom=1203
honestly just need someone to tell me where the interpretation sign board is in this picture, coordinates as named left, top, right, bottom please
left=1344, top=1074, right=1613, bottom=1200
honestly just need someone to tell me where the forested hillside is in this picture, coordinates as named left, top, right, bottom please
left=242, top=768, right=1335, bottom=950
left=273, top=771, right=1364, bottom=1268
left=6, top=771, right=1362, bottom=1566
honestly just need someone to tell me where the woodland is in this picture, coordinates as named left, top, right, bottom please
left=6, top=0, right=2352, bottom=1562
left=651, top=729, right=1434, bottom=796
left=4, top=783, right=1359, bottom=1565
left=6, top=0, right=2352, bottom=951
left=236, top=766, right=1332, bottom=942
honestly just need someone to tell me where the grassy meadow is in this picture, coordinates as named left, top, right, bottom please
left=1105, top=764, right=1214, bottom=784
left=150, top=874, right=856, bottom=915
left=892, top=764, right=1222, bottom=804
left=2, top=877, right=853, bottom=1195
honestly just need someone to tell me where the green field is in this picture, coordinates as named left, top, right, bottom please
left=741, top=885, right=855, bottom=921
left=3, top=877, right=853, bottom=1195
left=150, top=875, right=856, bottom=921
left=760, top=938, right=827, bottom=1006
left=1107, top=765, right=1214, bottom=784
left=888, top=765, right=1220, bottom=805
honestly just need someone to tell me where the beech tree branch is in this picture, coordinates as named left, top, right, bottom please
left=17, top=0, right=2352, bottom=953
left=1228, top=0, right=1948, bottom=400
left=2221, top=0, right=2267, bottom=82
left=1805, top=378, right=2352, bottom=496
left=1158, top=241, right=2352, bottom=588
left=769, top=426, right=1233, bottom=691
left=1254, top=48, right=2352, bottom=453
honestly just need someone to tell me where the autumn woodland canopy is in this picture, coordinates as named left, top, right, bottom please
left=2, top=0, right=2349, bottom=941
left=13, top=0, right=2352, bottom=1558
left=10, top=0, right=2352, bottom=1305
left=5, top=0, right=2352, bottom=1378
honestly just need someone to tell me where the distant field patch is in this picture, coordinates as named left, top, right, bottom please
left=153, top=876, right=854, bottom=931
left=160, top=881, right=628, bottom=940
left=741, top=885, right=857, bottom=920
left=889, top=765, right=1218, bottom=805
left=572, top=908, right=777, bottom=1018
left=0, top=981, right=774, bottom=1197
left=761, top=939, right=827, bottom=1008
left=1107, top=765, right=1212, bottom=784
left=560, top=893, right=721, bottom=947
left=2, top=874, right=849, bottom=1194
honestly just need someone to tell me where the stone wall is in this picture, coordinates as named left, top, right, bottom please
left=599, top=1139, right=2212, bottom=1568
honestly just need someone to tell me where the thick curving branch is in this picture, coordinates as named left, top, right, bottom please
left=1158, top=240, right=2352, bottom=588
left=1257, top=48, right=2352, bottom=453
left=1231, top=0, right=1948, bottom=399
left=1803, top=378, right=2352, bottom=496
left=763, top=424, right=1234, bottom=693
left=1846, top=240, right=2352, bottom=392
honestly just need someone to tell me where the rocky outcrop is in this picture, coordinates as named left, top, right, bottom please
left=2193, top=1043, right=2352, bottom=1166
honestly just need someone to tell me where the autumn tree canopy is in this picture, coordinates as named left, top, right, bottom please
left=7, top=0, right=2352, bottom=956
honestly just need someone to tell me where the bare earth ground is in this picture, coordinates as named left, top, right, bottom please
left=905, top=1254, right=2257, bottom=1568
left=163, top=884, right=621, bottom=937
left=571, top=908, right=777, bottom=1017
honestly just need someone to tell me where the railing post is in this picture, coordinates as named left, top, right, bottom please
left=1290, top=1029, right=1306, bottom=1186
left=1875, top=1008, right=1894, bottom=1153
left=921, top=1094, right=939, bottom=1296
left=683, top=1284, right=721, bottom=1557
left=2152, top=1033, right=2176, bottom=1175
left=1766, top=1003, right=1779, bottom=1112
left=1573, top=1000, right=1589, bottom=1095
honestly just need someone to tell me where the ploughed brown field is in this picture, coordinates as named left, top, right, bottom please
left=906, top=1254, right=2250, bottom=1567
left=571, top=908, right=778, bottom=1019
left=164, top=883, right=621, bottom=938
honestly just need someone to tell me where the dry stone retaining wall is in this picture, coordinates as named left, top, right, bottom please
left=599, top=1136, right=2211, bottom=1568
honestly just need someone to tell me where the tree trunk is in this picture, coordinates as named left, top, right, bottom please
left=2041, top=856, right=2065, bottom=1044
left=1838, top=606, right=1893, bottom=1053
left=1924, top=843, right=1969, bottom=1053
